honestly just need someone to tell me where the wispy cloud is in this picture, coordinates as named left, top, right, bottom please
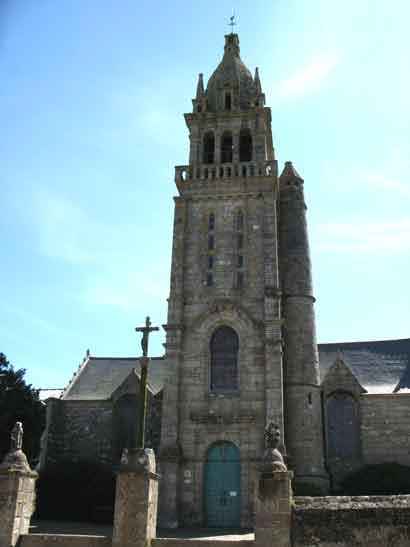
left=30, top=188, right=170, bottom=312
left=315, top=218, right=410, bottom=253
left=360, top=172, right=410, bottom=198
left=277, top=52, right=340, bottom=100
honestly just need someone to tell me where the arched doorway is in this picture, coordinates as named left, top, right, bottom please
left=204, top=441, right=241, bottom=527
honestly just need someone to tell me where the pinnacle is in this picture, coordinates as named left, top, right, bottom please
left=280, top=161, right=304, bottom=182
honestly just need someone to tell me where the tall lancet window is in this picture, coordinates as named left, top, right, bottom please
left=210, top=326, right=239, bottom=392
left=221, top=132, right=233, bottom=163
left=235, top=210, right=245, bottom=288
left=206, top=212, right=215, bottom=286
left=239, top=129, right=252, bottom=162
left=203, top=132, right=215, bottom=164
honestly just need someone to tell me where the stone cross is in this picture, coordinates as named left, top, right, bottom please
left=135, top=317, right=159, bottom=448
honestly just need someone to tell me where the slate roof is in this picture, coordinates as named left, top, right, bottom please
left=61, top=356, right=167, bottom=401
left=318, top=339, right=410, bottom=394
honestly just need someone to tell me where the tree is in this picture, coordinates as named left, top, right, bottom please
left=0, top=353, right=45, bottom=463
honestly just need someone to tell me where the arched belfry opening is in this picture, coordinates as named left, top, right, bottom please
left=239, top=129, right=252, bottom=162
left=210, top=326, right=239, bottom=392
left=221, top=132, right=233, bottom=163
left=203, top=132, right=215, bottom=164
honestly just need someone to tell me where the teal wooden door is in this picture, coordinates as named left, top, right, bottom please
left=204, top=442, right=241, bottom=527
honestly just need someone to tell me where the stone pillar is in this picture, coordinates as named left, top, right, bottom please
left=255, top=424, right=293, bottom=547
left=0, top=423, right=38, bottom=547
left=255, top=471, right=293, bottom=547
left=112, top=448, right=159, bottom=547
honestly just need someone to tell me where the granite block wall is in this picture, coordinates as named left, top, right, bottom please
left=292, top=495, right=410, bottom=547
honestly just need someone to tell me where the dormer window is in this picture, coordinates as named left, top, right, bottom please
left=225, top=92, right=232, bottom=111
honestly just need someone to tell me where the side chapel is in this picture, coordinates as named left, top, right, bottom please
left=40, top=33, right=410, bottom=528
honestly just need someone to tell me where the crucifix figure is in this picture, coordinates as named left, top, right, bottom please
left=135, top=317, right=159, bottom=448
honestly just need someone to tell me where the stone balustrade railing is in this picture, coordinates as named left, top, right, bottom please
left=175, top=160, right=276, bottom=183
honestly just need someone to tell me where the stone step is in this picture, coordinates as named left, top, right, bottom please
left=20, top=533, right=111, bottom=547
left=153, top=535, right=254, bottom=547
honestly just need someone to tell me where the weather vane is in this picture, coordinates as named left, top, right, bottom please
left=228, top=11, right=236, bottom=33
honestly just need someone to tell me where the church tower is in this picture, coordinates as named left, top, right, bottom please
left=159, top=33, right=327, bottom=528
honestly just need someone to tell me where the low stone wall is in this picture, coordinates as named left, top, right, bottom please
left=292, top=495, right=410, bottom=546
left=20, top=535, right=111, bottom=547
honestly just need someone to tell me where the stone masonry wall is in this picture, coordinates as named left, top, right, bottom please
left=44, top=393, right=162, bottom=469
left=292, top=495, right=410, bottom=547
left=361, top=394, right=410, bottom=467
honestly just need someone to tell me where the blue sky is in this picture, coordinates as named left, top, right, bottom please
left=1, top=0, right=409, bottom=389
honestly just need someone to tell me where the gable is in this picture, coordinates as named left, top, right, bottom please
left=319, top=339, right=410, bottom=394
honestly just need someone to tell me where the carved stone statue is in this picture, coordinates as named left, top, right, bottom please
left=262, top=422, right=287, bottom=472
left=0, top=421, right=31, bottom=471
left=10, top=422, right=23, bottom=451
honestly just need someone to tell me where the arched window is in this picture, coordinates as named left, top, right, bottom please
left=210, top=326, right=239, bottom=392
left=239, top=129, right=252, bottom=162
left=221, top=132, right=233, bottom=163
left=326, top=391, right=360, bottom=460
left=203, top=132, right=215, bottom=164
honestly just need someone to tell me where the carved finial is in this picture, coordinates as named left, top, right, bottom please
left=85, top=349, right=90, bottom=359
left=264, top=422, right=280, bottom=450
left=262, top=422, right=287, bottom=472
left=10, top=422, right=23, bottom=451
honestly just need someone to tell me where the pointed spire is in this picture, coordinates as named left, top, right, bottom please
left=280, top=161, right=304, bottom=183
left=196, top=73, right=204, bottom=99
left=255, top=67, right=262, bottom=94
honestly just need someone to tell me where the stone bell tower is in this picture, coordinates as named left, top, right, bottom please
left=158, top=32, right=327, bottom=529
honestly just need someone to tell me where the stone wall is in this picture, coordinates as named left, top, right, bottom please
left=361, top=394, right=410, bottom=467
left=292, top=495, right=410, bottom=547
left=43, top=393, right=162, bottom=469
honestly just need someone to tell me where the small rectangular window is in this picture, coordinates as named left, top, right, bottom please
left=237, top=255, right=243, bottom=268
left=208, top=213, right=215, bottom=231
left=208, top=235, right=214, bottom=250
left=237, top=234, right=243, bottom=249
left=237, top=272, right=244, bottom=288
left=206, top=273, right=213, bottom=287
left=225, top=93, right=232, bottom=110
left=208, top=255, right=214, bottom=269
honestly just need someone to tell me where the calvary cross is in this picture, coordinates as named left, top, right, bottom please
left=135, top=316, right=159, bottom=448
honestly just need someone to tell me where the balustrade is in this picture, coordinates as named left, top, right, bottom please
left=175, top=160, right=275, bottom=183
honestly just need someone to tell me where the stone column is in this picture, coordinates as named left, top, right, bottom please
left=112, top=448, right=159, bottom=547
left=0, top=423, right=38, bottom=547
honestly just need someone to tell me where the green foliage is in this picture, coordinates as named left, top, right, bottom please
left=35, top=460, right=116, bottom=523
left=340, top=463, right=410, bottom=495
left=0, top=352, right=45, bottom=463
